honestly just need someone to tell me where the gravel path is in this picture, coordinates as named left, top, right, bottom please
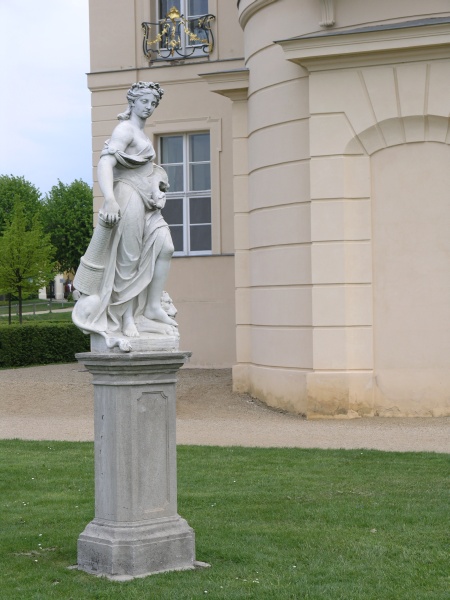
left=0, top=363, right=448, bottom=452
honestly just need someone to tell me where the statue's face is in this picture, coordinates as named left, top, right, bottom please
left=132, top=92, right=158, bottom=119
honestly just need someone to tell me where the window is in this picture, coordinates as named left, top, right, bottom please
left=159, top=0, right=209, bottom=55
left=143, top=1, right=214, bottom=61
left=160, top=133, right=212, bottom=255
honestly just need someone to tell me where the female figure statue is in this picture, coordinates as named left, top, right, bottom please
left=73, top=82, right=177, bottom=351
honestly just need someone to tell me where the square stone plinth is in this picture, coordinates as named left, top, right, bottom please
left=78, top=516, right=195, bottom=579
left=75, top=351, right=195, bottom=579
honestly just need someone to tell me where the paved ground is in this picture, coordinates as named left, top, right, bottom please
left=0, top=363, right=448, bottom=452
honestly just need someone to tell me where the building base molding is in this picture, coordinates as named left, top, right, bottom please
left=233, top=363, right=309, bottom=416
left=234, top=364, right=450, bottom=418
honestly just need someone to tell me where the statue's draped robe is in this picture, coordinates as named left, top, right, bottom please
left=89, top=141, right=171, bottom=334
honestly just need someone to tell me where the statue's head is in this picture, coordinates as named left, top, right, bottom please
left=117, top=82, right=164, bottom=121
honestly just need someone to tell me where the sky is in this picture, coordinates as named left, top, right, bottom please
left=0, top=0, right=92, bottom=197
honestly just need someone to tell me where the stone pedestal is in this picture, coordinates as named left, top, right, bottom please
left=75, top=351, right=195, bottom=580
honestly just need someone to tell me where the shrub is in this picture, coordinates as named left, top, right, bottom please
left=0, top=322, right=90, bottom=368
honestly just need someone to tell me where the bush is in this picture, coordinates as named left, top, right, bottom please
left=0, top=322, right=90, bottom=368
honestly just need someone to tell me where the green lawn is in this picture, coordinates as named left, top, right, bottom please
left=1, top=441, right=448, bottom=599
left=0, top=300, right=74, bottom=320
left=0, top=311, right=73, bottom=324
left=21, top=311, right=72, bottom=323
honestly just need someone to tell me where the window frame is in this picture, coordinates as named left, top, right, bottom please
left=159, top=132, right=212, bottom=257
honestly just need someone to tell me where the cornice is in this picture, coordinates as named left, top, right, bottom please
left=276, top=18, right=450, bottom=71
left=199, top=68, right=249, bottom=101
left=87, top=59, right=246, bottom=92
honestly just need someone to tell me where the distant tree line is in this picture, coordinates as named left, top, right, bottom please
left=0, top=175, right=93, bottom=323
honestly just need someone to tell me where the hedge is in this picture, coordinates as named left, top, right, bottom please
left=0, top=322, right=90, bottom=368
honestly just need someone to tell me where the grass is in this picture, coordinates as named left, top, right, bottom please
left=1, top=441, right=448, bottom=599
left=0, top=300, right=74, bottom=320
left=1, top=311, right=74, bottom=324
left=0, top=311, right=73, bottom=325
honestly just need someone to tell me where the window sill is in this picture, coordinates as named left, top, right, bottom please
left=172, top=253, right=234, bottom=258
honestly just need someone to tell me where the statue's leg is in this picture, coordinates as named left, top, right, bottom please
left=143, top=234, right=177, bottom=326
left=112, top=190, right=144, bottom=338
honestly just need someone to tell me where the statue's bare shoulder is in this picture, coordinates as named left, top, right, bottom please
left=107, top=121, right=135, bottom=154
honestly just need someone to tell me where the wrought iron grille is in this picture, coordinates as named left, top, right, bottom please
left=142, top=7, right=215, bottom=61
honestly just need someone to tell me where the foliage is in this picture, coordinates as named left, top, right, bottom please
left=42, top=180, right=93, bottom=275
left=0, top=175, right=43, bottom=235
left=0, top=200, right=56, bottom=323
left=0, top=322, right=89, bottom=367
left=0, top=442, right=448, bottom=599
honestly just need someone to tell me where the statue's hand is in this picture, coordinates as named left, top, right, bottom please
left=153, top=191, right=166, bottom=209
left=99, top=197, right=121, bottom=225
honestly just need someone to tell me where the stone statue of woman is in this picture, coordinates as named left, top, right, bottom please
left=72, top=82, right=178, bottom=352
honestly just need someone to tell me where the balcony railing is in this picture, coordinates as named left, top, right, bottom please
left=142, top=7, right=215, bottom=61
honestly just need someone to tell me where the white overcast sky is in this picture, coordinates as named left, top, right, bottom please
left=0, top=0, right=92, bottom=196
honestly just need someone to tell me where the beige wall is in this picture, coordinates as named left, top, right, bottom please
left=89, top=0, right=450, bottom=414
left=233, top=0, right=315, bottom=415
left=89, top=0, right=244, bottom=72
left=88, top=0, right=244, bottom=366
left=372, top=143, right=450, bottom=415
left=233, top=0, right=450, bottom=416
left=300, top=35, right=450, bottom=417
left=166, top=255, right=236, bottom=366
left=328, top=0, right=450, bottom=29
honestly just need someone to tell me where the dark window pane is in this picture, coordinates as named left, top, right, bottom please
left=190, top=224, right=211, bottom=251
left=190, top=163, right=210, bottom=191
left=188, top=0, right=208, bottom=16
left=161, top=136, right=183, bottom=164
left=190, top=197, right=211, bottom=224
left=164, top=164, right=184, bottom=192
left=187, top=18, right=208, bottom=44
left=162, top=198, right=183, bottom=225
left=189, top=133, right=210, bottom=163
left=170, top=225, right=184, bottom=252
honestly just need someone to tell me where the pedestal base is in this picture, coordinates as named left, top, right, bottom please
left=90, top=330, right=179, bottom=353
left=78, top=516, right=195, bottom=579
left=75, top=351, right=195, bottom=580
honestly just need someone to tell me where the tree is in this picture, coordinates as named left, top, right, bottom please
left=42, top=180, right=93, bottom=275
left=0, top=175, right=43, bottom=235
left=0, top=199, right=56, bottom=323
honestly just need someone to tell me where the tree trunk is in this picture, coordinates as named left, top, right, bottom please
left=18, top=286, right=22, bottom=324
left=8, top=293, right=12, bottom=325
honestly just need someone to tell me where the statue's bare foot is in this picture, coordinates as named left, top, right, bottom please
left=123, top=319, right=140, bottom=337
left=144, top=306, right=178, bottom=327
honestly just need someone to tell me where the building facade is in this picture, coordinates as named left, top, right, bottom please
left=88, top=0, right=244, bottom=367
left=88, top=0, right=450, bottom=417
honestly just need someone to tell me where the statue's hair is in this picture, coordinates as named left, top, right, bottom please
left=117, top=82, right=164, bottom=120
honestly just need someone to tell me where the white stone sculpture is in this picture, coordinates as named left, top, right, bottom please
left=73, top=82, right=178, bottom=352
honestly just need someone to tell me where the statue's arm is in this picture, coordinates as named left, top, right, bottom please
left=98, top=155, right=120, bottom=224
left=97, top=124, right=134, bottom=224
